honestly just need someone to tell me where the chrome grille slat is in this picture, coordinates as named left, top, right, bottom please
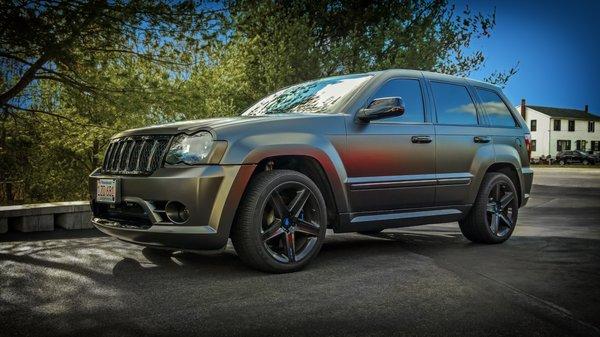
left=101, top=135, right=171, bottom=175
left=102, top=143, right=115, bottom=171
left=146, top=140, right=159, bottom=172
left=136, top=140, right=148, bottom=171
left=111, top=142, right=124, bottom=171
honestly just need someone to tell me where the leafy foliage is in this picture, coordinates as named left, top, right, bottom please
left=0, top=0, right=517, bottom=203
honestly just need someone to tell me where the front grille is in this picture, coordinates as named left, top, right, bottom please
left=102, top=135, right=171, bottom=175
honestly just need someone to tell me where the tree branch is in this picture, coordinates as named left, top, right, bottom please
left=3, top=103, right=111, bottom=130
left=0, top=52, right=51, bottom=105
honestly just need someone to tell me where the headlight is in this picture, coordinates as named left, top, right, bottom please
left=165, top=132, right=214, bottom=165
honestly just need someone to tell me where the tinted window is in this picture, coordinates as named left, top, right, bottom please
left=370, top=79, right=424, bottom=123
left=476, top=88, right=517, bottom=127
left=431, top=82, right=478, bottom=125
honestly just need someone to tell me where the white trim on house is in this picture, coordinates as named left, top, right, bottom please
left=516, top=105, right=600, bottom=157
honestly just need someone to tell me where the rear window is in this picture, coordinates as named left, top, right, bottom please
left=476, top=88, right=518, bottom=127
left=431, top=82, right=478, bottom=125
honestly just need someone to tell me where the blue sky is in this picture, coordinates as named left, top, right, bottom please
left=452, top=0, right=600, bottom=114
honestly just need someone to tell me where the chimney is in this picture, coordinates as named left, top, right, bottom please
left=521, top=98, right=526, bottom=119
left=585, top=105, right=589, bottom=113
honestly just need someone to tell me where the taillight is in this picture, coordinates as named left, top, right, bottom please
left=524, top=133, right=531, bottom=152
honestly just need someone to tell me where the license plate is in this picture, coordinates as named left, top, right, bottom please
left=96, top=179, right=118, bottom=203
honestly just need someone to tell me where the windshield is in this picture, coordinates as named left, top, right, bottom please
left=242, top=74, right=373, bottom=116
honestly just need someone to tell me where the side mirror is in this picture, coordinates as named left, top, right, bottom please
left=357, top=97, right=405, bottom=122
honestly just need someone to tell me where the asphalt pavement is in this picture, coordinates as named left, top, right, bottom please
left=1, top=167, right=599, bottom=336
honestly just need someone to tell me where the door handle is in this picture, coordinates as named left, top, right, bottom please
left=411, top=136, right=432, bottom=144
left=474, top=136, right=491, bottom=143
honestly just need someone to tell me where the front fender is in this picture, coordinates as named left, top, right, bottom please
left=220, top=132, right=351, bottom=213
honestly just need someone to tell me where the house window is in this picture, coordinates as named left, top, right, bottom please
left=568, top=120, right=575, bottom=131
left=531, top=139, right=537, bottom=152
left=557, top=140, right=571, bottom=152
left=530, top=120, right=537, bottom=131
left=589, top=121, right=595, bottom=132
left=592, top=141, right=600, bottom=152
left=554, top=119, right=561, bottom=131
left=576, top=140, right=587, bottom=151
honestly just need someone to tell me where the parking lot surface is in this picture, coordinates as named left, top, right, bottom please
left=1, top=167, right=599, bottom=336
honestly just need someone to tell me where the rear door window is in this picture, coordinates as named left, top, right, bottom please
left=431, top=82, right=478, bottom=125
left=475, top=88, right=518, bottom=127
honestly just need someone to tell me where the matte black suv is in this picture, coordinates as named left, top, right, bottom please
left=90, top=70, right=533, bottom=273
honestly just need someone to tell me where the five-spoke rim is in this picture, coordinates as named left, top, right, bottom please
left=486, top=182, right=516, bottom=237
left=261, top=182, right=321, bottom=264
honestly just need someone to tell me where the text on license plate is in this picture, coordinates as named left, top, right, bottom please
left=97, top=179, right=117, bottom=203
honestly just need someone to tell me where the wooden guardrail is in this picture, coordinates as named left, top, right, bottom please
left=0, top=201, right=92, bottom=234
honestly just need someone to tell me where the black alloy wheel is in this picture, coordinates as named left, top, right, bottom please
left=459, top=172, right=519, bottom=244
left=232, top=170, right=327, bottom=273
left=260, top=181, right=322, bottom=264
left=486, top=181, right=516, bottom=238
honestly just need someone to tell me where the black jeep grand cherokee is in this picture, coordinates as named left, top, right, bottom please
left=90, top=69, right=533, bottom=273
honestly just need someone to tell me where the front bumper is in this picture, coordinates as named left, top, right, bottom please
left=89, top=164, right=255, bottom=250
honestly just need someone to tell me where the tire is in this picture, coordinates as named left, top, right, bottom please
left=231, top=170, right=327, bottom=273
left=459, top=172, right=519, bottom=244
left=559, top=160, right=565, bottom=165
left=583, top=160, right=589, bottom=165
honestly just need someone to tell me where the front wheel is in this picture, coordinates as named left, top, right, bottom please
left=459, top=172, right=519, bottom=244
left=583, top=159, right=590, bottom=165
left=231, top=170, right=327, bottom=273
left=559, top=159, right=565, bottom=165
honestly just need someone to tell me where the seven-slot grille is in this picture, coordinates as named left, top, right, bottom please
left=102, top=135, right=172, bottom=175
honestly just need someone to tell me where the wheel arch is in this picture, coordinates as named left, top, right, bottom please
left=247, top=155, right=341, bottom=229
left=234, top=140, right=350, bottom=214
left=484, top=162, right=523, bottom=206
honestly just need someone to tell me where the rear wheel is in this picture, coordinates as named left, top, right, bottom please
left=231, top=170, right=327, bottom=273
left=583, top=159, right=590, bottom=165
left=559, top=159, right=565, bottom=165
left=459, top=172, right=518, bottom=244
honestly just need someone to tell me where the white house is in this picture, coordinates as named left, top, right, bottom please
left=516, top=100, right=600, bottom=158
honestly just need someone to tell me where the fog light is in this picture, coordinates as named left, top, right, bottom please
left=165, top=201, right=189, bottom=224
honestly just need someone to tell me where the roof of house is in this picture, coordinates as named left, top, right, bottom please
left=527, top=105, right=600, bottom=121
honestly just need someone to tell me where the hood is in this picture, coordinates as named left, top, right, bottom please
left=112, top=114, right=346, bottom=139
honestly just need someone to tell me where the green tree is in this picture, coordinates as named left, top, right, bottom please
left=0, top=0, right=219, bottom=116
left=225, top=0, right=516, bottom=85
